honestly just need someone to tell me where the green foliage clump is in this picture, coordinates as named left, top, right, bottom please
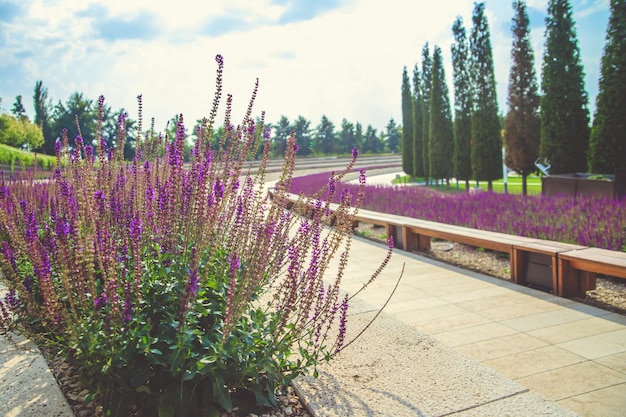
left=0, top=113, right=44, bottom=150
left=0, top=56, right=390, bottom=417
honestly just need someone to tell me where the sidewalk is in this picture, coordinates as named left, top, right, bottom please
left=294, top=234, right=626, bottom=416
left=0, top=320, right=73, bottom=416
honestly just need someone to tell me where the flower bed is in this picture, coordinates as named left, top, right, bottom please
left=289, top=172, right=626, bottom=251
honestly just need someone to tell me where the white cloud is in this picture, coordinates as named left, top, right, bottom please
left=0, top=0, right=611, bottom=134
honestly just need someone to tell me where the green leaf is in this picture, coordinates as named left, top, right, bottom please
left=158, top=383, right=178, bottom=417
left=212, top=375, right=232, bottom=412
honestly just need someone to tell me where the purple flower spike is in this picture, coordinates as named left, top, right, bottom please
left=352, top=147, right=359, bottom=159
left=359, top=169, right=366, bottom=186
left=129, top=216, right=142, bottom=241
left=337, top=294, right=349, bottom=352
left=229, top=252, right=240, bottom=277
left=5, top=289, right=19, bottom=312
left=94, top=294, right=107, bottom=310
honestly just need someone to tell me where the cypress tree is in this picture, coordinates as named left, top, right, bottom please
left=412, top=64, right=424, bottom=177
left=504, top=0, right=541, bottom=195
left=429, top=46, right=454, bottom=184
left=470, top=2, right=502, bottom=191
left=451, top=16, right=473, bottom=189
left=33, top=81, right=55, bottom=155
left=401, top=66, right=414, bottom=175
left=588, top=0, right=626, bottom=174
left=540, top=0, right=589, bottom=174
left=421, top=44, right=433, bottom=185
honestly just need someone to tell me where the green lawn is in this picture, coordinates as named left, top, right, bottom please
left=393, top=174, right=543, bottom=195
left=0, top=144, right=57, bottom=170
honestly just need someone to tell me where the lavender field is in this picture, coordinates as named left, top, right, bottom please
left=289, top=171, right=626, bottom=251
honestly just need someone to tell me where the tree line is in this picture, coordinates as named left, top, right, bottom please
left=1, top=85, right=401, bottom=162
left=402, top=0, right=626, bottom=195
left=266, top=115, right=401, bottom=157
left=0, top=83, right=137, bottom=160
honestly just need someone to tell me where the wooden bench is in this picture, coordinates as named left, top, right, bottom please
left=558, top=248, right=626, bottom=298
left=269, top=189, right=626, bottom=298
left=401, top=219, right=586, bottom=294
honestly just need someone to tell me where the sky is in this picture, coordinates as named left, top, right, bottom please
left=0, top=0, right=610, bottom=135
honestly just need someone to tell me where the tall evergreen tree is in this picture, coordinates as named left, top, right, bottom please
left=384, top=118, right=401, bottom=153
left=412, top=64, right=424, bottom=177
left=540, top=0, right=589, bottom=174
left=272, top=115, right=291, bottom=156
left=421, top=44, right=433, bottom=184
left=292, top=116, right=313, bottom=156
left=339, top=118, right=356, bottom=154
left=504, top=0, right=541, bottom=195
left=470, top=2, right=502, bottom=190
left=401, top=66, right=414, bottom=175
left=33, top=80, right=55, bottom=154
left=363, top=125, right=383, bottom=154
left=588, top=0, right=626, bottom=174
left=11, top=95, right=27, bottom=120
left=355, top=122, right=364, bottom=152
left=451, top=16, right=473, bottom=189
left=428, top=46, right=454, bottom=184
left=314, top=115, right=336, bottom=155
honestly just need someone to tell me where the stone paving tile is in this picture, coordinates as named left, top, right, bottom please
left=428, top=322, right=518, bottom=347
left=456, top=333, right=548, bottom=362
left=596, top=351, right=626, bottom=375
left=516, top=361, right=626, bottom=401
left=528, top=314, right=626, bottom=345
left=407, top=311, right=492, bottom=335
left=499, top=308, right=597, bottom=333
left=558, top=383, right=626, bottom=417
left=556, top=329, right=626, bottom=360
left=481, top=345, right=586, bottom=379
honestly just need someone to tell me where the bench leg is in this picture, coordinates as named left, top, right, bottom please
left=511, top=249, right=527, bottom=285
left=558, top=259, right=597, bottom=298
left=386, top=225, right=405, bottom=250
left=403, top=228, right=431, bottom=251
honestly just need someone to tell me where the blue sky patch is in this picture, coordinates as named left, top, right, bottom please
left=278, top=0, right=343, bottom=24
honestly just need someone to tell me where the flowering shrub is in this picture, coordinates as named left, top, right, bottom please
left=0, top=56, right=392, bottom=416
left=289, top=172, right=626, bottom=251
